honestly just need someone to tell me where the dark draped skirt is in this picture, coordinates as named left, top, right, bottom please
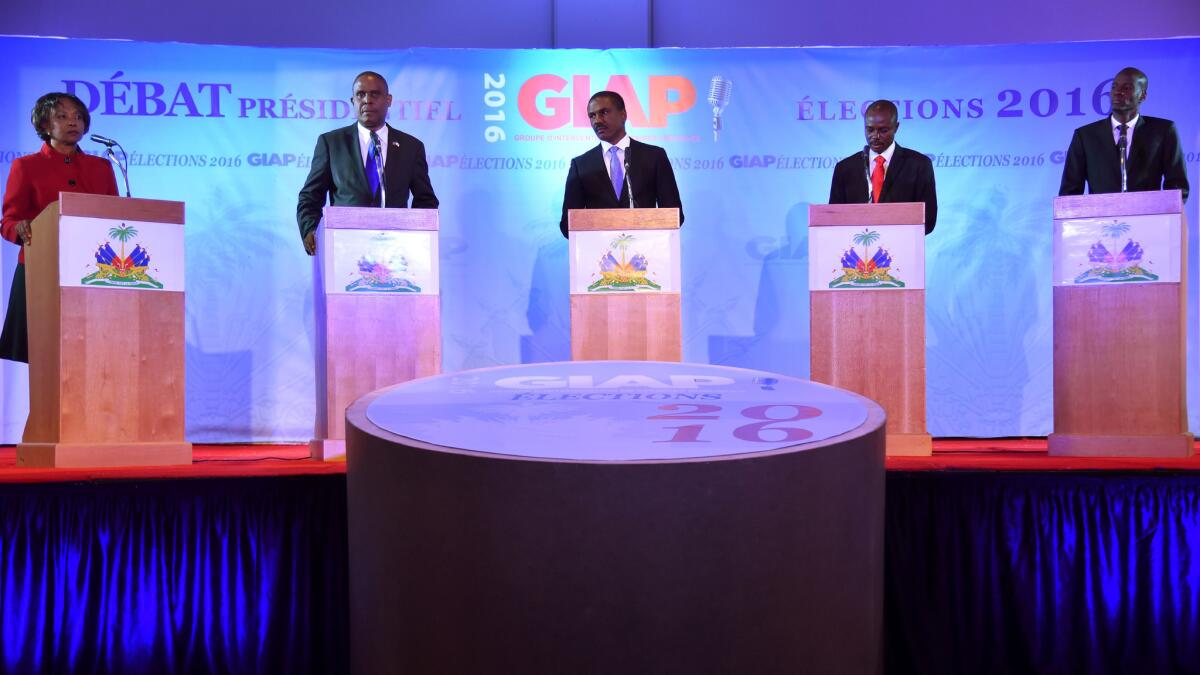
left=0, top=263, right=28, bottom=363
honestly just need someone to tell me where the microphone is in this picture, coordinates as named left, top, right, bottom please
left=93, top=134, right=132, bottom=197
left=623, top=151, right=635, bottom=209
left=862, top=145, right=873, bottom=203
left=1117, top=126, right=1128, bottom=193
left=707, top=76, right=732, bottom=142
left=372, top=132, right=387, bottom=207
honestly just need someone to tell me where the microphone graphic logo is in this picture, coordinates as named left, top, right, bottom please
left=707, top=75, right=732, bottom=142
left=753, top=377, right=778, bottom=391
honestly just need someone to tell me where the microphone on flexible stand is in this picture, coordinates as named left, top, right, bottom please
left=1116, top=125, right=1128, bottom=193
left=862, top=144, right=873, bottom=203
left=623, top=152, right=635, bottom=209
left=372, top=132, right=387, bottom=207
left=92, top=134, right=131, bottom=197
left=707, top=76, right=732, bottom=142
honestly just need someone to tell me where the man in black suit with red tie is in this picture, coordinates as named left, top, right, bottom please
left=1059, top=67, right=1189, bottom=202
left=559, top=91, right=684, bottom=237
left=829, top=99, right=938, bottom=234
left=296, top=71, right=439, bottom=254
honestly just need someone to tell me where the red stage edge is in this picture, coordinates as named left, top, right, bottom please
left=1, top=438, right=1199, bottom=483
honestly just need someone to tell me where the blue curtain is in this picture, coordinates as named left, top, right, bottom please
left=4, top=470, right=1199, bottom=673
left=886, top=472, right=1200, bottom=675
left=0, top=476, right=347, bottom=674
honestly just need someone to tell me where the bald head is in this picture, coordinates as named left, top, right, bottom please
left=863, top=99, right=900, bottom=154
left=1110, top=67, right=1147, bottom=122
left=1115, top=67, right=1147, bottom=91
left=865, top=100, right=898, bottom=125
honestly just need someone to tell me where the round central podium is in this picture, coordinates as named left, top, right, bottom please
left=346, top=361, right=886, bottom=675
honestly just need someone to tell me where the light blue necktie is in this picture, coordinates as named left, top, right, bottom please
left=608, top=146, right=624, bottom=201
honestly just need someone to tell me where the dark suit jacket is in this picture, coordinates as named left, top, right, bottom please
left=296, top=123, right=438, bottom=239
left=1058, top=116, right=1189, bottom=202
left=829, top=145, right=937, bottom=234
left=835, top=144, right=936, bottom=234
left=559, top=138, right=683, bottom=237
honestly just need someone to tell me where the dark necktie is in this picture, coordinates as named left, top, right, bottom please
left=366, top=131, right=381, bottom=204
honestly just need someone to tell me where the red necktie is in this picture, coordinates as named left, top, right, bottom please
left=871, top=155, right=885, bottom=203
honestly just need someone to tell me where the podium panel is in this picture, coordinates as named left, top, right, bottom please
left=310, top=206, right=440, bottom=460
left=809, top=202, right=930, bottom=456
left=19, top=192, right=190, bottom=467
left=1050, top=190, right=1191, bottom=457
left=568, top=208, right=681, bottom=361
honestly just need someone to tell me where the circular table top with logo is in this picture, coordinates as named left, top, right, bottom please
left=363, top=360, right=873, bottom=461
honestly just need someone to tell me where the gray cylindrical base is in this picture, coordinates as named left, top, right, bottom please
left=347, top=391, right=885, bottom=675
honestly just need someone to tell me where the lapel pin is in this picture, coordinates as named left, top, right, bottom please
left=391, top=141, right=400, bottom=147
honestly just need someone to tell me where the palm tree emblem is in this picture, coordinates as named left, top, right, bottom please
left=1100, top=220, right=1131, bottom=270
left=611, top=233, right=635, bottom=267
left=108, top=224, right=138, bottom=258
left=852, top=229, right=881, bottom=271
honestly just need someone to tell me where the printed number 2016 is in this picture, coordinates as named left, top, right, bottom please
left=483, top=73, right=506, bottom=142
left=648, top=404, right=822, bottom=443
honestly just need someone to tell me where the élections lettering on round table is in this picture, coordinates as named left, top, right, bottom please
left=365, top=361, right=870, bottom=461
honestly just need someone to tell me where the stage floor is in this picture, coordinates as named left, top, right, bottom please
left=0, top=438, right=1197, bottom=482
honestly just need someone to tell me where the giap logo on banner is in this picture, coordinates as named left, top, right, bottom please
left=516, top=75, right=697, bottom=130
left=483, top=71, right=733, bottom=143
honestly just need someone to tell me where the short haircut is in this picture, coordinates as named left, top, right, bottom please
left=31, top=92, right=91, bottom=142
left=865, top=99, right=899, bottom=125
left=353, top=71, right=389, bottom=91
left=1115, top=66, right=1148, bottom=90
left=589, top=91, right=626, bottom=111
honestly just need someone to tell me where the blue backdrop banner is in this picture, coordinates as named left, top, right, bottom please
left=1, top=36, right=1197, bottom=441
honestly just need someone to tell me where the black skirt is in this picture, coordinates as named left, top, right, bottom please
left=0, top=263, right=28, bottom=363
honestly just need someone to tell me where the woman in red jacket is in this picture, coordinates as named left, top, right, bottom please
left=0, top=92, right=118, bottom=362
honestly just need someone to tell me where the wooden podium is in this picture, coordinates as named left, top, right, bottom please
left=567, top=208, right=681, bottom=361
left=1049, top=190, right=1191, bottom=457
left=310, top=206, right=440, bottom=460
left=808, top=203, right=931, bottom=456
left=18, top=192, right=191, bottom=467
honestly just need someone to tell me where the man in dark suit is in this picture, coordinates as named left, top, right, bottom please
left=296, top=71, right=439, bottom=254
left=559, top=90, right=683, bottom=237
left=829, top=99, right=937, bottom=234
left=1059, top=67, right=1189, bottom=202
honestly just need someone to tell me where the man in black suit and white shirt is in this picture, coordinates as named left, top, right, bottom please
left=559, top=91, right=683, bottom=237
left=829, top=99, right=938, bottom=234
left=296, top=71, right=439, bottom=254
left=1059, top=67, right=1189, bottom=202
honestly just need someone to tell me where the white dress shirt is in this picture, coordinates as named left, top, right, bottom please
left=599, top=134, right=632, bottom=180
left=357, top=123, right=389, bottom=169
left=870, top=142, right=897, bottom=173
left=1111, top=114, right=1139, bottom=156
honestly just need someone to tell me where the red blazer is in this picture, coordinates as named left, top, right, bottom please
left=2, top=143, right=119, bottom=263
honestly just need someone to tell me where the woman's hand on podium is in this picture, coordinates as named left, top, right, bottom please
left=15, top=220, right=31, bottom=246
